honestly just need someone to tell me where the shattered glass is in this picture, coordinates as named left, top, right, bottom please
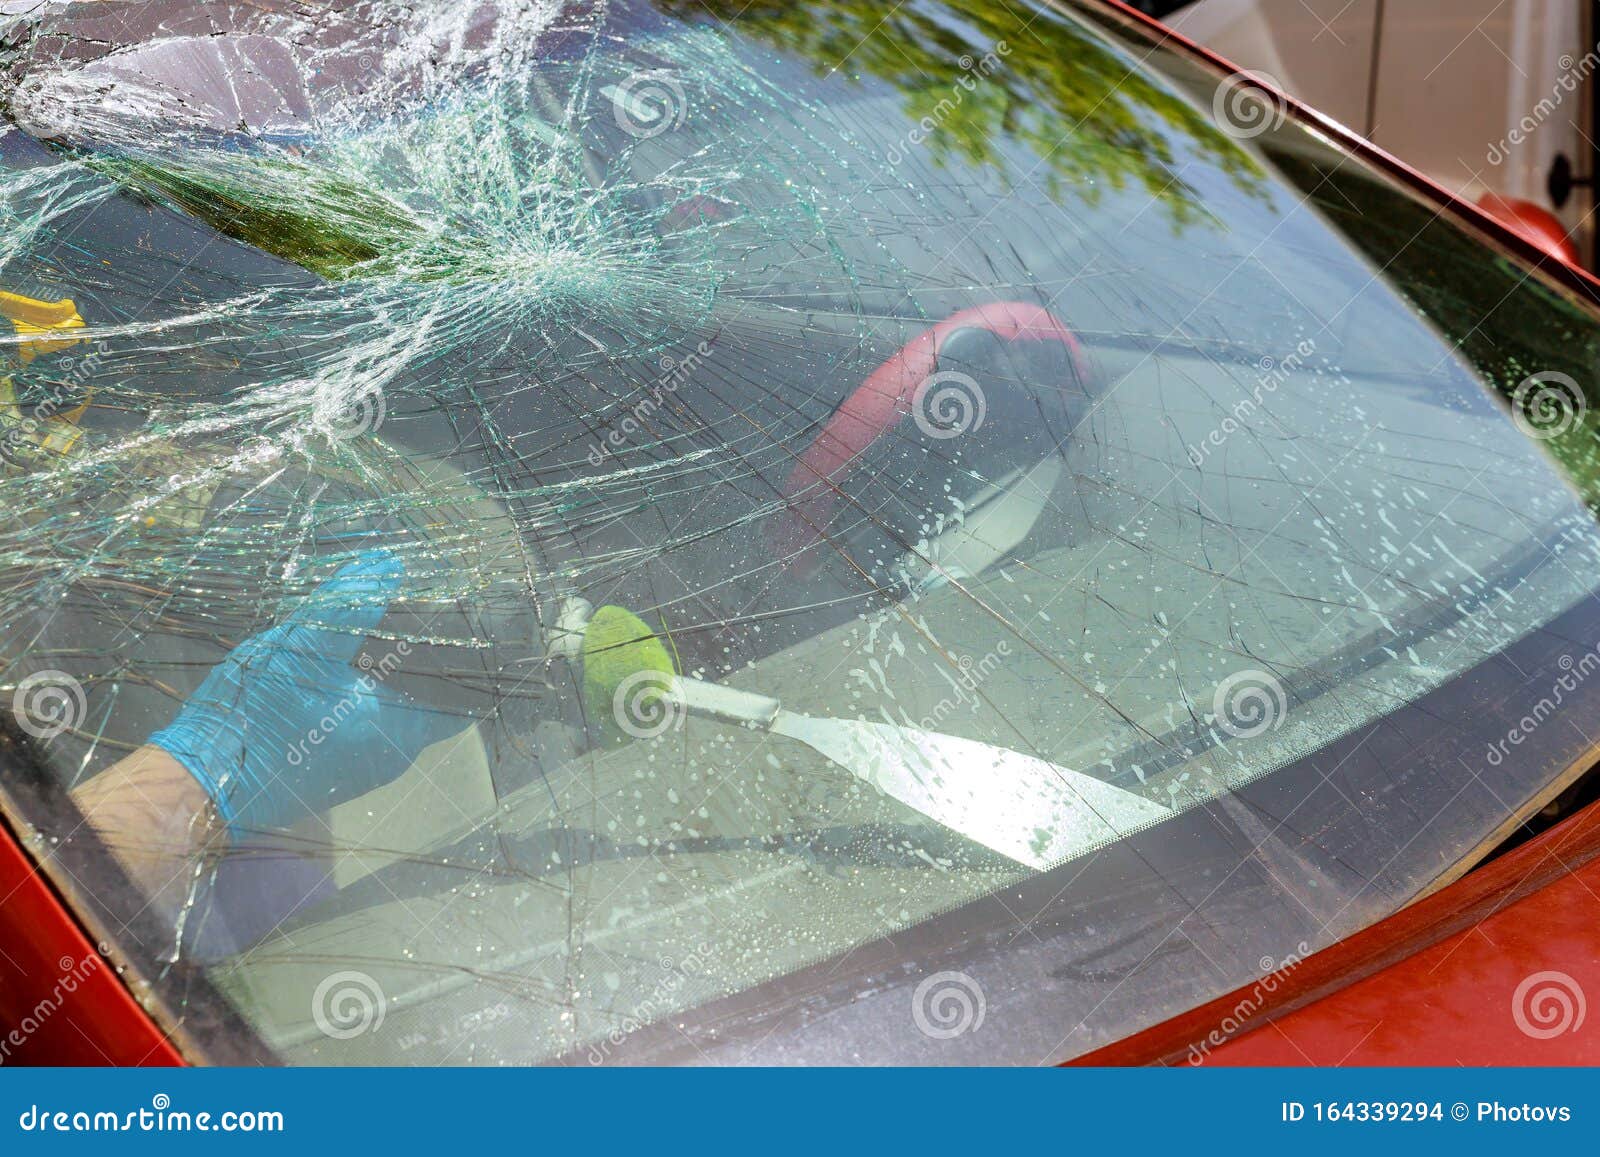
left=2, top=0, right=1600, bottom=1064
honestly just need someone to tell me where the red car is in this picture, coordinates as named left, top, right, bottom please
left=0, top=0, right=1597, bottom=1066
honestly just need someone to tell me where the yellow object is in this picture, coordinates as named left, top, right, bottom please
left=0, top=290, right=91, bottom=461
left=582, top=605, right=678, bottom=743
left=0, top=290, right=85, bottom=364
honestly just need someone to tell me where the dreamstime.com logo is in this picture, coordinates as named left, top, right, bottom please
left=1188, top=941, right=1311, bottom=1065
left=883, top=41, right=1011, bottom=166
left=1487, top=49, right=1600, bottom=164
left=908, top=642, right=1012, bottom=732
left=912, top=971, right=986, bottom=1040
left=315, top=381, right=386, bottom=441
left=0, top=346, right=101, bottom=467
left=1485, top=642, right=1600, bottom=768
left=0, top=947, right=107, bottom=1064
left=586, top=942, right=717, bottom=1064
left=612, top=669, right=683, bottom=740
left=312, top=970, right=387, bottom=1040
left=1512, top=971, right=1587, bottom=1040
left=9, top=669, right=86, bottom=741
left=587, top=339, right=714, bottom=466
left=286, top=640, right=412, bottom=767
left=1510, top=371, right=1586, bottom=440
left=607, top=69, right=688, bottom=138
left=1212, top=668, right=1287, bottom=739
left=17, top=1095, right=282, bottom=1134
left=1211, top=70, right=1288, bottom=140
left=912, top=371, right=986, bottom=439
left=1186, top=339, right=1317, bottom=466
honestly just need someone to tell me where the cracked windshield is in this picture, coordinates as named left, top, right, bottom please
left=4, top=0, right=1600, bottom=1065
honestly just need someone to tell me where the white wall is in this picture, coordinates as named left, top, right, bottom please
left=1166, top=0, right=1590, bottom=232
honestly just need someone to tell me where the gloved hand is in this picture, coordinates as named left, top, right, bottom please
left=149, top=549, right=466, bottom=837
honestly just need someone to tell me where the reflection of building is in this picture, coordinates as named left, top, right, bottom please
left=1138, top=0, right=1594, bottom=268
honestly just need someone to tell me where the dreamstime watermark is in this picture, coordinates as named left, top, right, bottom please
left=1212, top=70, right=1288, bottom=140
left=311, top=969, right=387, bottom=1040
left=1488, top=48, right=1600, bottom=164
left=1509, top=370, right=1586, bottom=440
left=1212, top=668, right=1287, bottom=739
left=909, top=642, right=1012, bottom=732
left=1485, top=641, right=1600, bottom=767
left=17, top=1095, right=283, bottom=1133
left=607, top=70, right=688, bottom=139
left=1511, top=970, right=1587, bottom=1040
left=0, top=946, right=107, bottom=1065
left=612, top=667, right=682, bottom=740
left=0, top=338, right=104, bottom=465
left=912, top=970, right=986, bottom=1039
left=587, top=339, right=714, bottom=467
left=1186, top=339, right=1316, bottom=466
left=9, top=669, right=86, bottom=741
left=912, top=371, right=986, bottom=439
left=314, top=381, right=386, bottom=441
left=285, top=640, right=412, bottom=767
left=885, top=42, right=1011, bottom=166
left=585, top=942, right=716, bottom=1064
left=1186, top=940, right=1311, bottom=1064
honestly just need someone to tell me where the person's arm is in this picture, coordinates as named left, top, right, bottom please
left=66, top=550, right=465, bottom=932
left=71, top=744, right=217, bottom=906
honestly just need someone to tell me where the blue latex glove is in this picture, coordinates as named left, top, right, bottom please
left=149, top=550, right=464, bottom=836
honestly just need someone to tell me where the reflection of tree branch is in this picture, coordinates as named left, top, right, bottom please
left=668, top=0, right=1267, bottom=222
